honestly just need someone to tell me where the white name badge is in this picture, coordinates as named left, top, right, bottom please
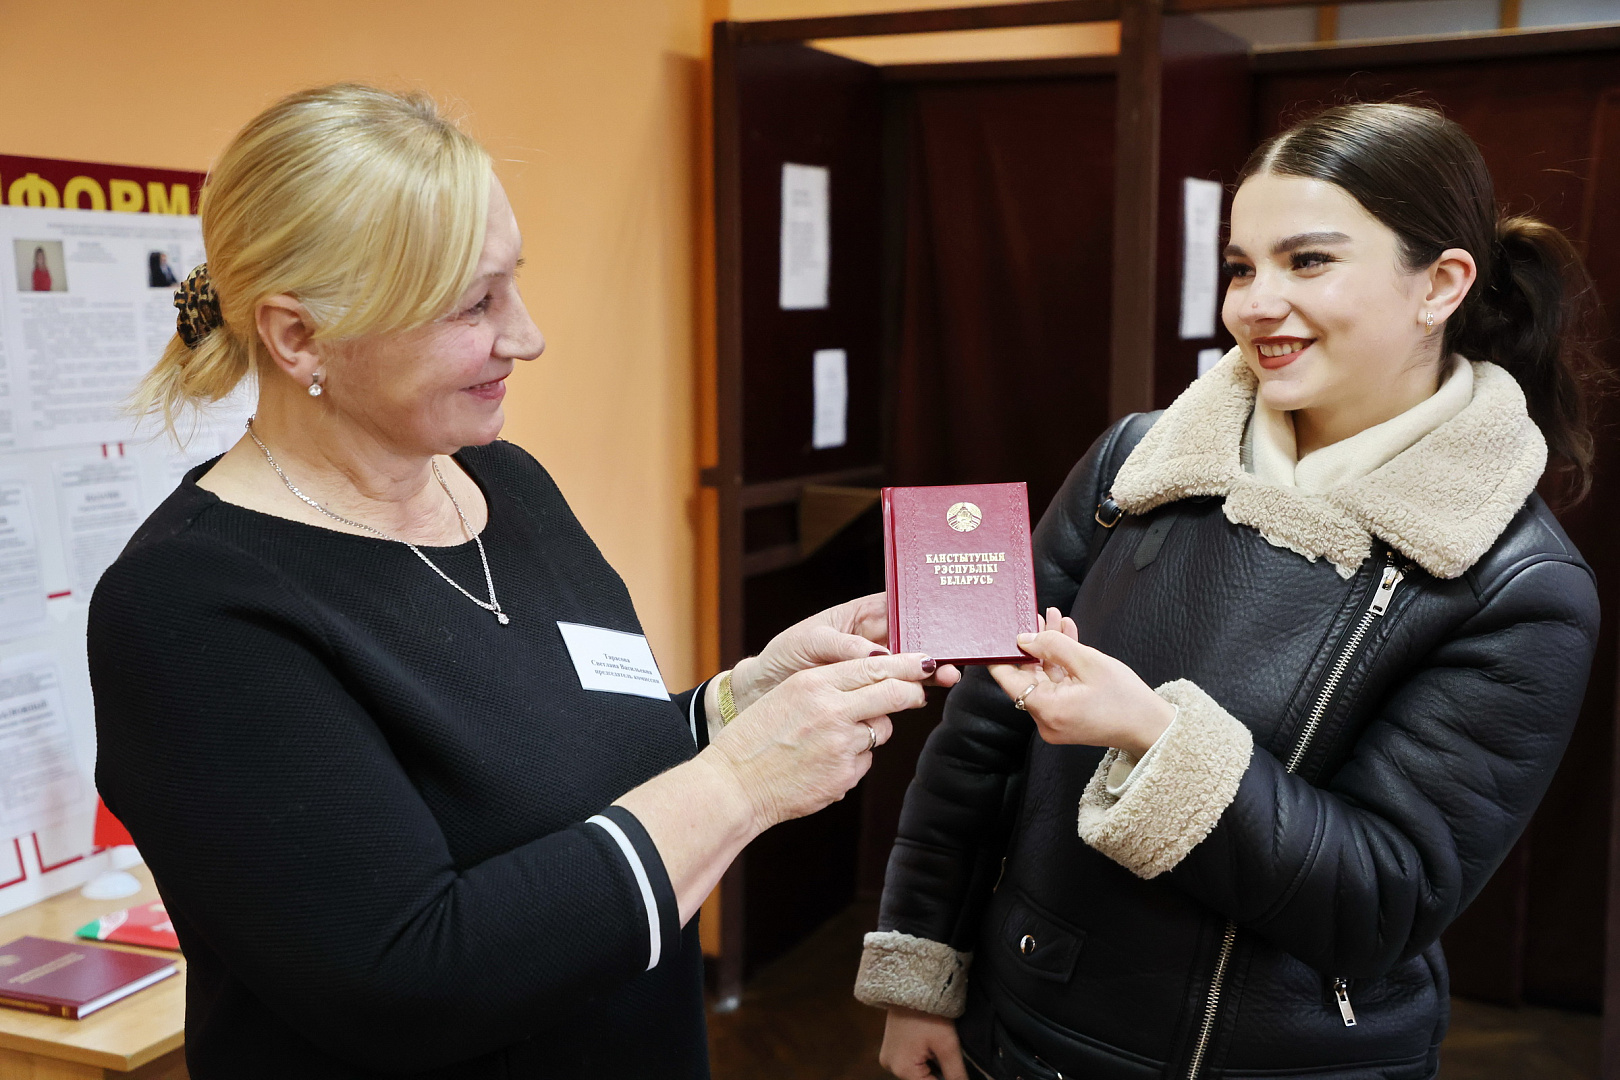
left=556, top=622, right=671, bottom=701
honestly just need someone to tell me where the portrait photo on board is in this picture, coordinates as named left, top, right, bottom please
left=14, top=239, right=67, bottom=293
left=148, top=248, right=181, bottom=288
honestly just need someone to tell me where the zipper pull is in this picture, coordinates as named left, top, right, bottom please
left=1333, top=977, right=1357, bottom=1027
left=1368, top=562, right=1405, bottom=617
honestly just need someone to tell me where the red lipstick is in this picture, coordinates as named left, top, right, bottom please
left=1251, top=337, right=1314, bottom=370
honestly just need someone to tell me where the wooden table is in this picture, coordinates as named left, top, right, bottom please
left=0, top=866, right=185, bottom=1079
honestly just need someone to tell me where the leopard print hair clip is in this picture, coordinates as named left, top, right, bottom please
left=174, top=263, right=222, bottom=348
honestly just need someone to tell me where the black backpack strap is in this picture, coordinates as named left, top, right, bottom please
left=1085, top=411, right=1158, bottom=572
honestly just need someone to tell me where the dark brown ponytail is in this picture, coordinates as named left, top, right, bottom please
left=1240, top=102, right=1604, bottom=501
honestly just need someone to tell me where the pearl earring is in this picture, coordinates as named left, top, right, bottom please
left=308, top=373, right=323, bottom=397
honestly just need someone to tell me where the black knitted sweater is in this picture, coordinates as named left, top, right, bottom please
left=89, top=440, right=709, bottom=1079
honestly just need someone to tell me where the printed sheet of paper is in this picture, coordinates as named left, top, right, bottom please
left=0, top=205, right=205, bottom=451
left=54, top=459, right=142, bottom=599
left=812, top=348, right=848, bottom=450
left=780, top=164, right=830, bottom=311
left=0, top=652, right=82, bottom=841
left=0, top=481, right=46, bottom=641
left=1179, top=178, right=1224, bottom=341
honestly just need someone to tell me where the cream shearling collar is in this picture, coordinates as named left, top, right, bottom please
left=1110, top=350, right=1547, bottom=579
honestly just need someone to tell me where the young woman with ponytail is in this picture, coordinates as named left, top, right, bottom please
left=861, top=102, right=1603, bottom=1080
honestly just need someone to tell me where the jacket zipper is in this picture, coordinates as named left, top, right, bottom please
left=1286, top=557, right=1405, bottom=774
left=1333, top=977, right=1357, bottom=1026
left=1184, top=922, right=1238, bottom=1080
left=1185, top=554, right=1404, bottom=1077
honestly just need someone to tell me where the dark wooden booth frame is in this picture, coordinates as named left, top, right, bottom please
left=705, top=7, right=1620, bottom=1060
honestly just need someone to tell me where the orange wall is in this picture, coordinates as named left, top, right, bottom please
left=0, top=0, right=715, bottom=689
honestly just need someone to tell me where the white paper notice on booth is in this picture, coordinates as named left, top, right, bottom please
left=812, top=348, right=848, bottom=450
left=1179, top=177, right=1223, bottom=340
left=780, top=163, right=830, bottom=310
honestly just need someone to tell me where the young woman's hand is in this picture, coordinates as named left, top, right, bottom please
left=706, top=652, right=933, bottom=830
left=879, top=1007, right=968, bottom=1080
left=988, top=607, right=1175, bottom=757
left=720, top=594, right=961, bottom=718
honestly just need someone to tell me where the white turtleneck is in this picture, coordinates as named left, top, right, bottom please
left=1243, top=355, right=1474, bottom=493
left=1105, top=355, right=1474, bottom=798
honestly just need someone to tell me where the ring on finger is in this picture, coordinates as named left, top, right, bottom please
left=860, top=721, right=878, bottom=753
left=1013, top=682, right=1039, bottom=712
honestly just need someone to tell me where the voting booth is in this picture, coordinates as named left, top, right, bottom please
left=705, top=2, right=1620, bottom=1046
left=706, top=0, right=1255, bottom=997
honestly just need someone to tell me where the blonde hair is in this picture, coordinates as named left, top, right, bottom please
left=134, top=84, right=492, bottom=435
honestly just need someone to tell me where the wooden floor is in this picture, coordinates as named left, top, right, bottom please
left=708, top=901, right=1601, bottom=1080
left=1444, top=998, right=1600, bottom=1079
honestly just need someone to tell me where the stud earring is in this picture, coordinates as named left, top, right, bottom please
left=308, top=373, right=323, bottom=397
left=1426, top=312, right=1435, bottom=333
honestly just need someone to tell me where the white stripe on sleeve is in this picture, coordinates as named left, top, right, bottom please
left=587, top=814, right=661, bottom=970
left=688, top=679, right=707, bottom=747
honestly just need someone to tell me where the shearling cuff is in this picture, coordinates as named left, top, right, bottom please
left=853, top=931, right=972, bottom=1017
left=1077, top=679, right=1253, bottom=879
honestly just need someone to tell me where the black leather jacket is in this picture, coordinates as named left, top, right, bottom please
left=863, top=400, right=1600, bottom=1080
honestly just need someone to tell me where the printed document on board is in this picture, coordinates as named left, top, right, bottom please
left=0, top=481, right=47, bottom=641
left=0, top=205, right=205, bottom=451
left=0, top=652, right=82, bottom=841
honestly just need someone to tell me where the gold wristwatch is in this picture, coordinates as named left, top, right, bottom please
left=717, top=669, right=739, bottom=725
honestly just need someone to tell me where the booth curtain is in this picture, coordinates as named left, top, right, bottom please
left=891, top=75, right=1117, bottom=519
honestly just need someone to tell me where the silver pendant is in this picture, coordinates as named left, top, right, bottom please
left=496, top=612, right=511, bottom=625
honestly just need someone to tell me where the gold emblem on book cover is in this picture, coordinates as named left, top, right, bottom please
left=946, top=502, right=982, bottom=532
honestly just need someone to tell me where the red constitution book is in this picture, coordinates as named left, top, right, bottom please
left=0, top=936, right=177, bottom=1019
left=883, top=483, right=1038, bottom=665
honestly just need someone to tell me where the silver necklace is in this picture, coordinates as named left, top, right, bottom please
left=246, top=418, right=510, bottom=625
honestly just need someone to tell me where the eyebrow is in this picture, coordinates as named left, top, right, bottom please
left=476, top=257, right=525, bottom=281
left=1224, top=231, right=1353, bottom=259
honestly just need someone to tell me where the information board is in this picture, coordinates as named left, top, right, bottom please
left=0, top=155, right=248, bottom=916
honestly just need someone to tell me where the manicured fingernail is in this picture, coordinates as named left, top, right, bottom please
left=870, top=647, right=890, bottom=657
left=1017, top=634, right=1036, bottom=645
left=920, top=657, right=937, bottom=674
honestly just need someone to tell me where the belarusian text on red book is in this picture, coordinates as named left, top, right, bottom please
left=883, top=483, right=1037, bottom=665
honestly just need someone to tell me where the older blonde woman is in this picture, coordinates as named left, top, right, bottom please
left=89, top=85, right=952, bottom=1080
